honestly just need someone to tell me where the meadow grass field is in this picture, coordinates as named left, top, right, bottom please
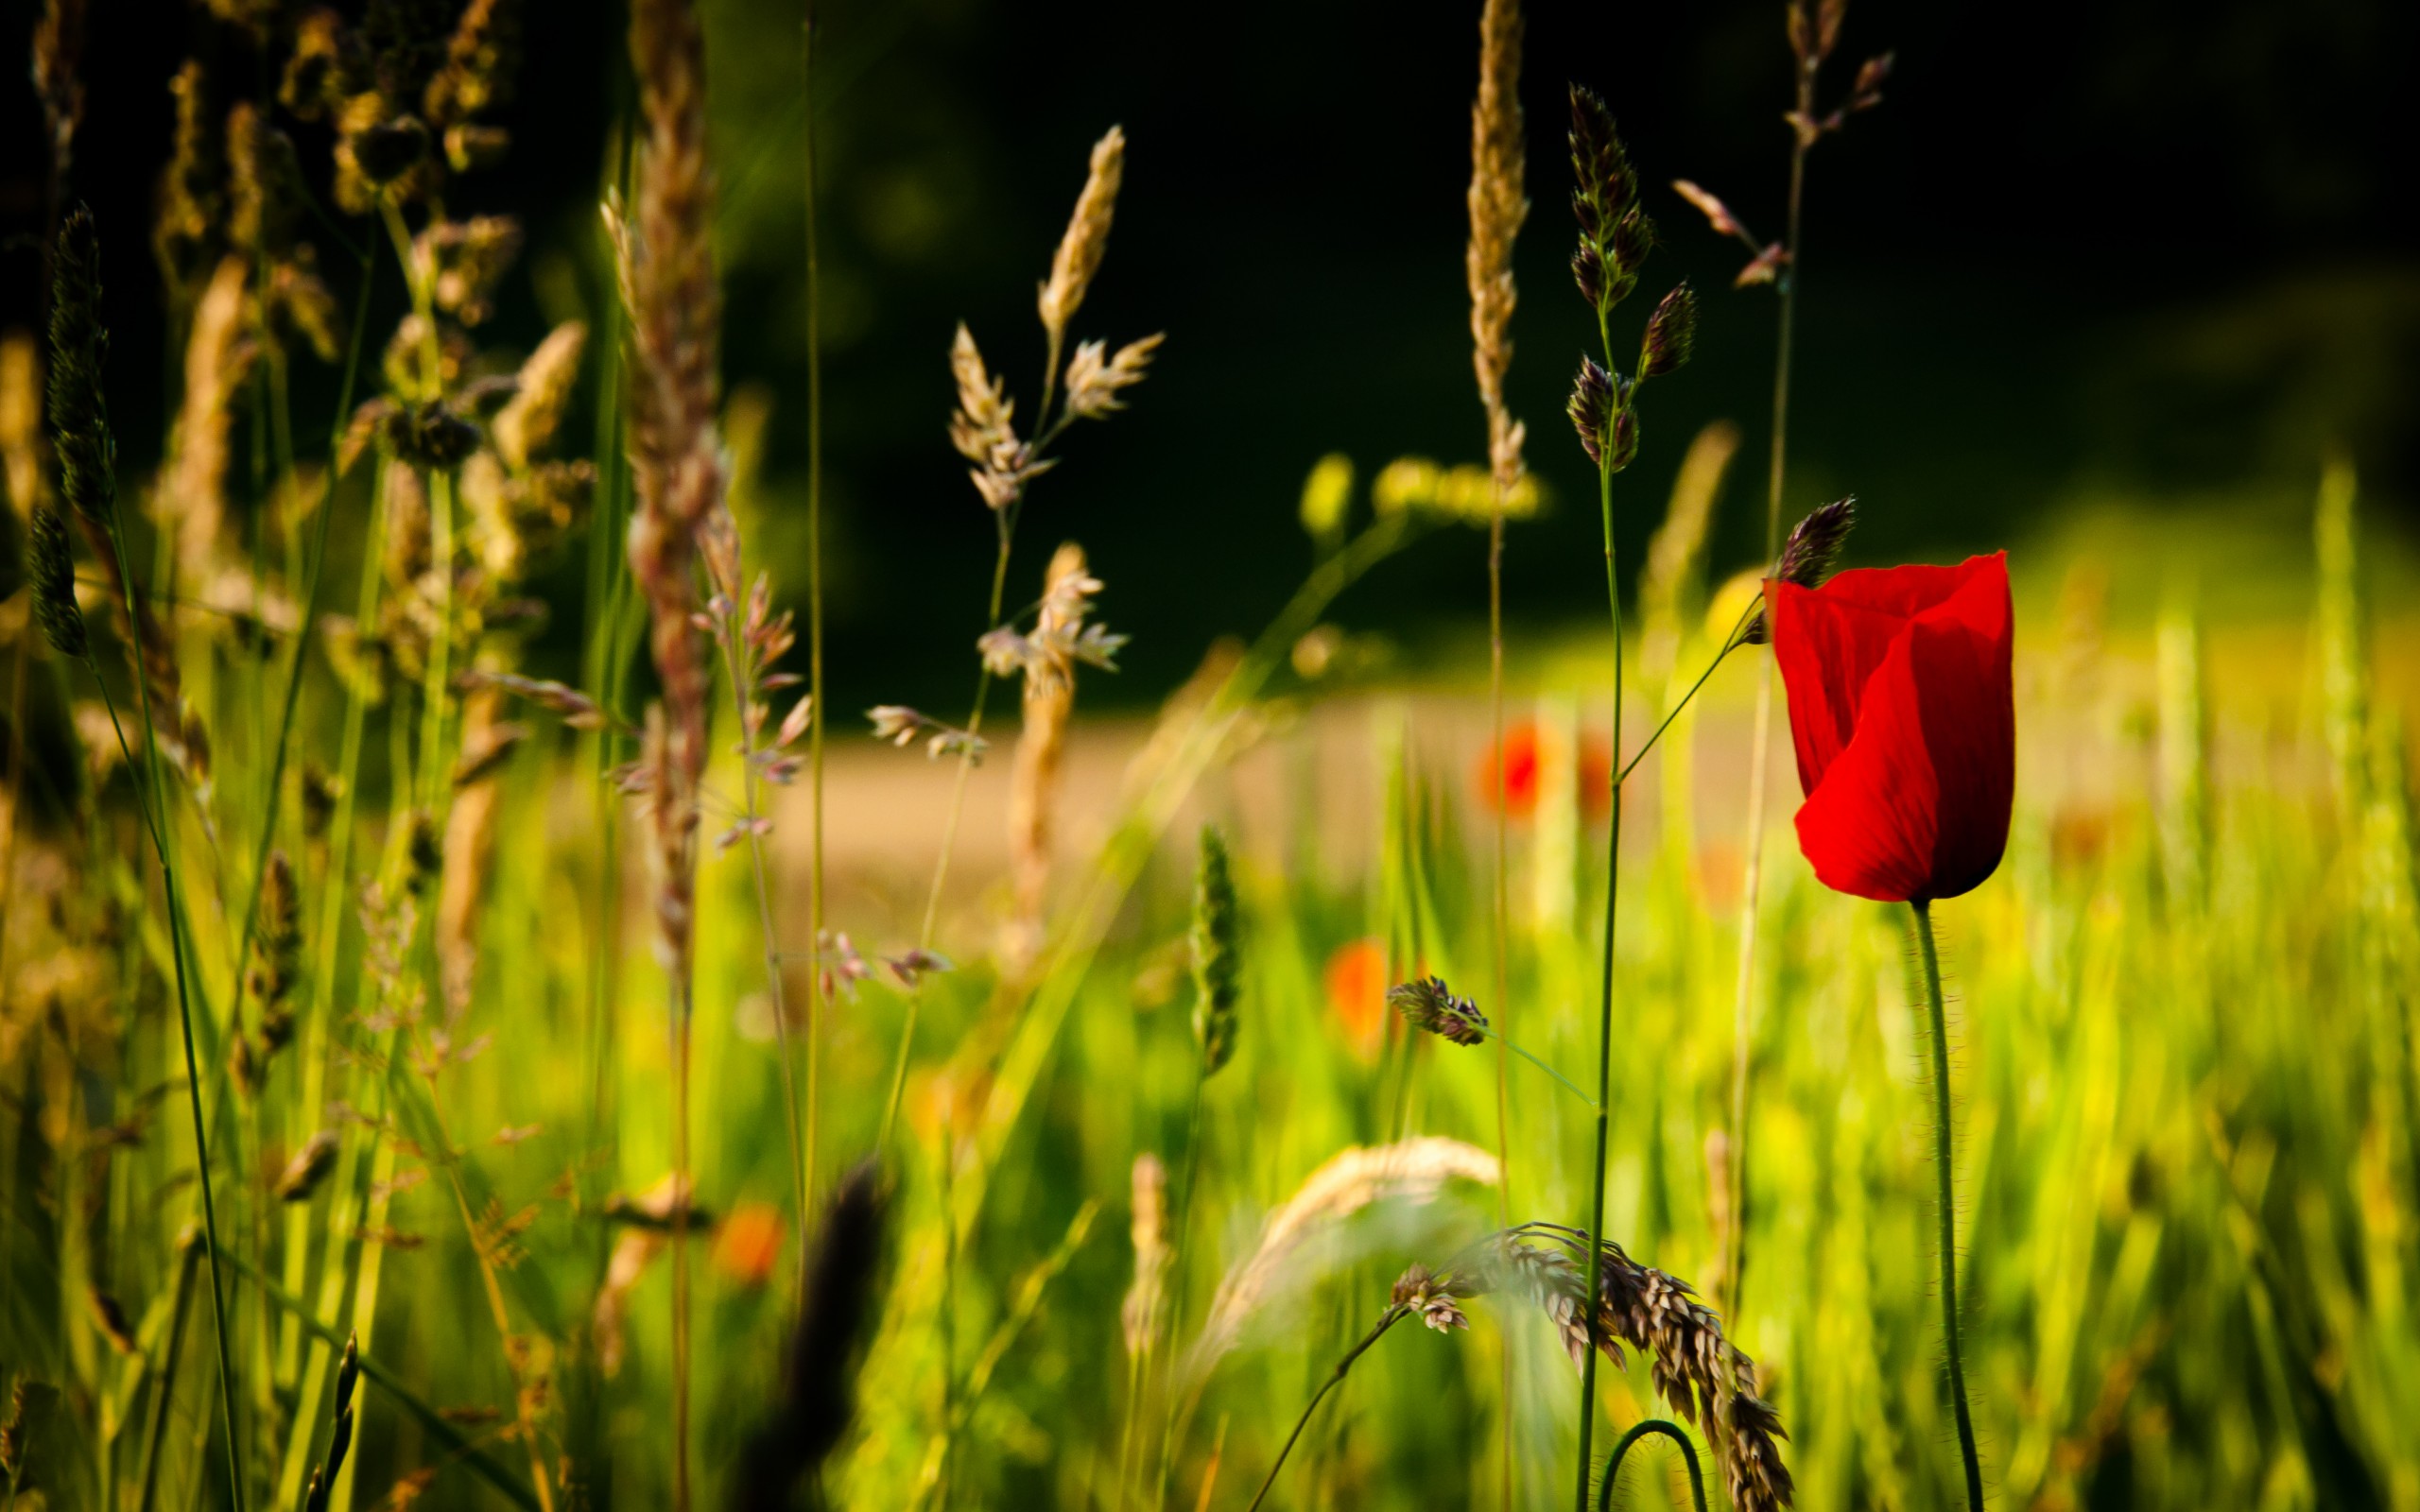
left=4, top=1, right=2419, bottom=1510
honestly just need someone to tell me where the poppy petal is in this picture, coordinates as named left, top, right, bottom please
left=1791, top=558, right=2013, bottom=902
left=1791, top=623, right=1941, bottom=902
left=1772, top=580, right=1914, bottom=793
left=1904, top=557, right=2013, bottom=898
left=1816, top=558, right=1984, bottom=620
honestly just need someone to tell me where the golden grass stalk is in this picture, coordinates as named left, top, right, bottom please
left=1037, top=125, right=1126, bottom=404
left=614, top=1, right=728, bottom=1503
left=1464, top=15, right=1528, bottom=1495
left=1006, top=542, right=1088, bottom=968
left=437, top=683, right=505, bottom=1014
left=162, top=256, right=254, bottom=572
left=1184, top=1136, right=1499, bottom=1384
left=1466, top=0, right=1529, bottom=502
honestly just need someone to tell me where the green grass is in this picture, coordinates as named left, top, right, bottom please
left=9, top=478, right=2420, bottom=1511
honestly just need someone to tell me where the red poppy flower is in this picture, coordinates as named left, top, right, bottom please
left=1323, top=938, right=1388, bottom=1059
left=1771, top=553, right=2014, bottom=903
left=1477, top=723, right=1614, bottom=819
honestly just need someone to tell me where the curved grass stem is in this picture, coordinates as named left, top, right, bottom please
left=1594, top=1418, right=1706, bottom=1512
left=1911, top=899, right=1986, bottom=1512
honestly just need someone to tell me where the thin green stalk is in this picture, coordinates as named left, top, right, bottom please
left=802, top=0, right=829, bottom=1230
left=1147, top=1072, right=1209, bottom=1511
left=1244, top=1306, right=1406, bottom=1512
left=716, top=621, right=810, bottom=1275
left=219, top=1246, right=544, bottom=1512
left=1594, top=1419, right=1706, bottom=1512
left=1725, top=57, right=1814, bottom=1323
left=1911, top=899, right=1985, bottom=1512
left=1613, top=599, right=1760, bottom=790
left=223, top=245, right=375, bottom=1045
left=672, top=977, right=696, bottom=1512
left=133, top=1233, right=202, bottom=1512
left=1477, top=1027, right=1597, bottom=1109
left=1575, top=304, right=1625, bottom=1511
left=878, top=524, right=1013, bottom=1153
left=91, top=538, right=245, bottom=1511
left=1487, top=459, right=1518, bottom=1512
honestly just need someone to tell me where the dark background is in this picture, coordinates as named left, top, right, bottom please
left=8, top=0, right=2418, bottom=710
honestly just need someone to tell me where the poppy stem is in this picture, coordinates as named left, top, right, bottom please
left=1910, top=899, right=1985, bottom=1512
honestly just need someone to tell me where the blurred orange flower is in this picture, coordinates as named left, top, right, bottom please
left=1476, top=722, right=1612, bottom=819
left=714, top=1201, right=784, bottom=1288
left=1323, top=937, right=1388, bottom=1059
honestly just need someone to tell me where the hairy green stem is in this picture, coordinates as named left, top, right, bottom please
left=1245, top=1306, right=1406, bottom=1512
left=1912, top=899, right=1985, bottom=1512
left=1594, top=1418, right=1706, bottom=1512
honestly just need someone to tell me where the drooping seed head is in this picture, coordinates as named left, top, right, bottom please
left=1190, top=825, right=1241, bottom=1076
left=1388, top=975, right=1489, bottom=1046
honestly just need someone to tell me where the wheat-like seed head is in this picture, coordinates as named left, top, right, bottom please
left=615, top=0, right=729, bottom=979
left=1466, top=0, right=1529, bottom=498
left=1185, top=1136, right=1500, bottom=1384
left=493, top=320, right=587, bottom=470
left=163, top=256, right=254, bottom=571
left=1038, top=126, right=1127, bottom=349
left=1122, top=1151, right=1170, bottom=1361
left=1008, top=542, right=1089, bottom=964
left=1450, top=1226, right=1794, bottom=1512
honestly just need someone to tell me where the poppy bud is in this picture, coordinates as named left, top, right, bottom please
left=1640, top=283, right=1698, bottom=378
left=1772, top=553, right=2014, bottom=903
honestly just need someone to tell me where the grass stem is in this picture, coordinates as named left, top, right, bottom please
left=1724, top=57, right=1815, bottom=1322
left=1244, top=1305, right=1406, bottom=1512
left=1574, top=302, right=1625, bottom=1512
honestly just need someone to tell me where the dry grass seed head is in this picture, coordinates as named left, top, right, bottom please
left=1122, top=1152, right=1171, bottom=1361
left=1466, top=0, right=1530, bottom=495
left=1038, top=125, right=1127, bottom=349
left=1185, top=1136, right=1500, bottom=1383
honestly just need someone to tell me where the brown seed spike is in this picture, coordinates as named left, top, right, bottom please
left=1566, top=356, right=1616, bottom=467
left=1640, top=283, right=1698, bottom=379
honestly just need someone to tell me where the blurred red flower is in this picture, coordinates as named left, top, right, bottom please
left=1324, top=937, right=1388, bottom=1059
left=1771, top=552, right=2014, bottom=903
left=713, top=1201, right=784, bottom=1288
left=1476, top=723, right=1613, bottom=818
